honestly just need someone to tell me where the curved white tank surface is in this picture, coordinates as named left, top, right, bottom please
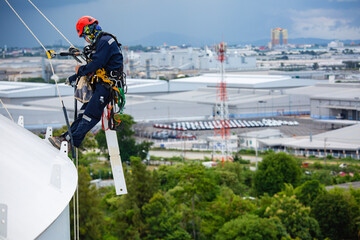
left=0, top=114, right=77, bottom=240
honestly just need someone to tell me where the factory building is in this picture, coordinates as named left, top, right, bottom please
left=308, top=84, right=360, bottom=120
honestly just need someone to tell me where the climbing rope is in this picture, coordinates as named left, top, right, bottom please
left=27, top=0, right=75, bottom=48
left=3, top=0, right=61, bottom=101
left=0, top=98, right=14, bottom=121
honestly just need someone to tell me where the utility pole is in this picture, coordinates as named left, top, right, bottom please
left=324, top=137, right=327, bottom=166
left=255, top=138, right=258, bottom=170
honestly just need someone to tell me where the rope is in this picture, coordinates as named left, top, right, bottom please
left=4, top=0, right=46, bottom=53
left=0, top=98, right=14, bottom=121
left=27, top=0, right=75, bottom=48
left=76, top=148, right=80, bottom=240
left=73, top=195, right=77, bottom=240
left=3, top=0, right=63, bottom=102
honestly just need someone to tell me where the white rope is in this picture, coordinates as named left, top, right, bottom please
left=4, top=0, right=47, bottom=52
left=76, top=148, right=80, bottom=240
left=73, top=195, right=77, bottom=240
left=0, top=98, right=14, bottom=121
left=27, top=0, right=75, bottom=48
left=3, top=0, right=64, bottom=102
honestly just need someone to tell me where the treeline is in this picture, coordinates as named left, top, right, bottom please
left=75, top=155, right=360, bottom=240
left=62, top=114, right=360, bottom=240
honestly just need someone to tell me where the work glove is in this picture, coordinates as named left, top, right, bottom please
left=67, top=74, right=77, bottom=87
left=68, top=46, right=80, bottom=54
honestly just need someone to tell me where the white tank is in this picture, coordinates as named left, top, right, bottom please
left=0, top=114, right=77, bottom=240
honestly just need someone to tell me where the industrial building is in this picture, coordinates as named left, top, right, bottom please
left=239, top=129, right=284, bottom=149
left=259, top=123, right=360, bottom=159
left=308, top=83, right=360, bottom=120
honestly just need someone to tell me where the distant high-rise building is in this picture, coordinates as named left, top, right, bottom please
left=271, top=28, right=288, bottom=47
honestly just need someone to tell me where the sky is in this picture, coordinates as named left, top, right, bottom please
left=0, top=0, right=360, bottom=47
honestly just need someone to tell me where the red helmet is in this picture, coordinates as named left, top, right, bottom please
left=76, top=16, right=98, bottom=37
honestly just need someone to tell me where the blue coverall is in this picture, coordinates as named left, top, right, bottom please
left=64, top=33, right=123, bottom=147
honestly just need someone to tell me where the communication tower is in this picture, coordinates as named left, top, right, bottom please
left=213, top=42, right=231, bottom=162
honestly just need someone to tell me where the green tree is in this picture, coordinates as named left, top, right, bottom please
left=211, top=162, right=248, bottom=195
left=200, top=186, right=256, bottom=239
left=215, top=214, right=287, bottom=240
left=142, top=192, right=191, bottom=240
left=127, top=157, right=159, bottom=209
left=254, top=152, right=302, bottom=196
left=264, top=194, right=321, bottom=240
left=308, top=169, right=332, bottom=185
left=311, top=188, right=360, bottom=240
left=157, top=164, right=183, bottom=191
left=168, top=163, right=217, bottom=240
left=294, top=180, right=326, bottom=206
left=349, top=185, right=360, bottom=205
left=72, top=165, right=104, bottom=239
left=103, top=157, right=159, bottom=239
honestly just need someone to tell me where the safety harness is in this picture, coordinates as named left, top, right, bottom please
left=85, top=32, right=127, bottom=130
left=93, top=68, right=127, bottom=130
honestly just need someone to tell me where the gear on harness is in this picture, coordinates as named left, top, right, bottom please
left=92, top=68, right=126, bottom=130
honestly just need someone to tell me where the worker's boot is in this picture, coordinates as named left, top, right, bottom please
left=48, top=136, right=65, bottom=150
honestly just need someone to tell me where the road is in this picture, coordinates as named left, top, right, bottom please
left=149, top=150, right=262, bottom=163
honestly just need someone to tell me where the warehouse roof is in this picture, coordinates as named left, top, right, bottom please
left=260, top=124, right=360, bottom=151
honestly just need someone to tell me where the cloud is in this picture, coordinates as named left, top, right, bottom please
left=290, top=9, right=360, bottom=39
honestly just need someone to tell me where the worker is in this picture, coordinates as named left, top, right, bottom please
left=49, top=16, right=123, bottom=149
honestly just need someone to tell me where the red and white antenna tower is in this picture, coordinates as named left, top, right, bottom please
left=213, top=42, right=231, bottom=162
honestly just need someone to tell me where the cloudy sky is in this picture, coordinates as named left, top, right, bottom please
left=1, top=0, right=359, bottom=47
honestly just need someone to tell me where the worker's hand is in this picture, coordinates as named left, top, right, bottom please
left=67, top=74, right=77, bottom=87
left=75, top=65, right=80, bottom=74
left=68, top=46, right=80, bottom=54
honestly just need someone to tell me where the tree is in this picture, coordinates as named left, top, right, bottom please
left=104, top=157, right=159, bottom=239
left=72, top=166, right=104, bottom=239
left=312, top=62, right=319, bottom=70
left=311, top=188, right=360, bottom=240
left=200, top=186, right=256, bottom=239
left=157, top=164, right=184, bottom=191
left=142, top=192, right=191, bottom=240
left=254, top=152, right=302, bottom=196
left=126, top=157, right=159, bottom=209
left=294, top=180, right=326, bottom=206
left=168, top=163, right=217, bottom=240
left=209, top=162, right=248, bottom=195
left=264, top=194, right=321, bottom=240
left=215, top=214, right=287, bottom=240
